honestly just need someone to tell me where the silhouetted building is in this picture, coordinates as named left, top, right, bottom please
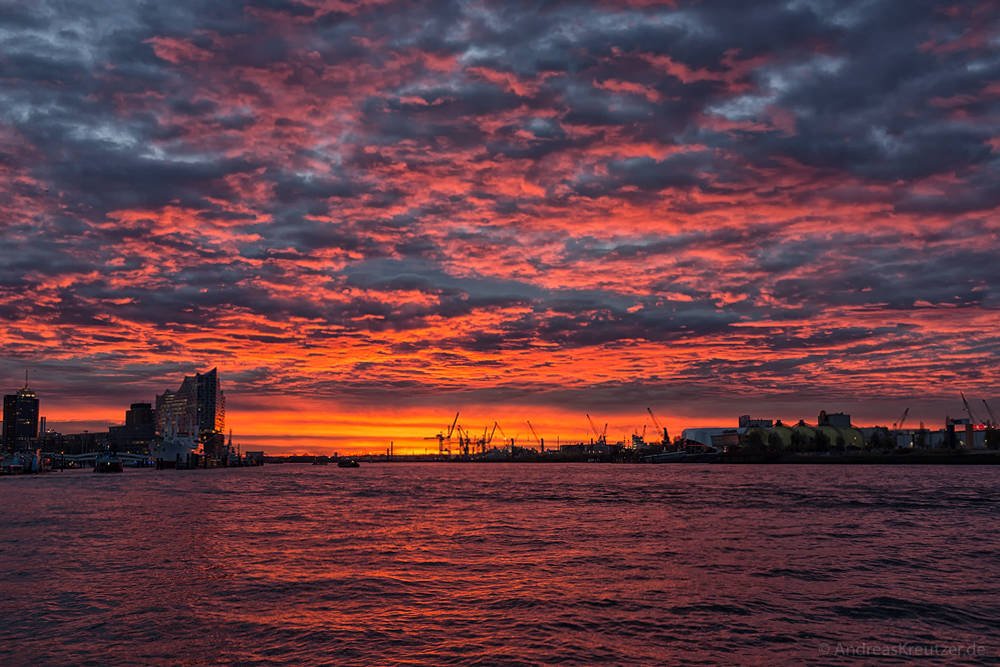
left=156, top=385, right=193, bottom=433
left=109, top=402, right=157, bottom=453
left=195, top=369, right=225, bottom=433
left=738, top=415, right=774, bottom=430
left=3, top=378, right=40, bottom=451
left=818, top=411, right=852, bottom=428
left=126, top=402, right=155, bottom=430
left=42, top=431, right=104, bottom=456
left=681, top=427, right=730, bottom=447
left=155, top=368, right=226, bottom=457
left=711, top=431, right=740, bottom=449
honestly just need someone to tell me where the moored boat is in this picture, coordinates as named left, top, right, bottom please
left=150, top=428, right=200, bottom=469
left=337, top=458, right=360, bottom=468
left=94, top=453, right=124, bottom=473
left=644, top=441, right=721, bottom=463
left=1, top=456, right=26, bottom=475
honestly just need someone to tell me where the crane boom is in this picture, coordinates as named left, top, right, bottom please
left=586, top=414, right=600, bottom=437
left=983, top=399, right=997, bottom=427
left=960, top=392, right=977, bottom=423
left=647, top=407, right=670, bottom=444
left=896, top=407, right=909, bottom=430
left=647, top=407, right=662, bottom=431
left=447, top=411, right=460, bottom=438
left=526, top=421, right=541, bottom=444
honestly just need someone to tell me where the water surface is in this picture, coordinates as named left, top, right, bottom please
left=1, top=464, right=997, bottom=665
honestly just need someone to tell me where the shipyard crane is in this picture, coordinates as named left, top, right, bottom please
left=462, top=425, right=473, bottom=457
left=478, top=424, right=489, bottom=454
left=586, top=414, right=607, bottom=445
left=982, top=399, right=997, bottom=428
left=494, top=421, right=513, bottom=447
left=424, top=411, right=460, bottom=456
left=472, top=422, right=499, bottom=455
left=893, top=407, right=909, bottom=431
left=453, top=425, right=470, bottom=457
left=587, top=414, right=608, bottom=445
left=960, top=392, right=978, bottom=424
left=526, top=420, right=542, bottom=450
left=647, top=407, right=669, bottom=444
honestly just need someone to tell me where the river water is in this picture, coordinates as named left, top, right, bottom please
left=1, top=464, right=997, bottom=665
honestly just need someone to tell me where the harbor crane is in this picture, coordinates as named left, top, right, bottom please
left=586, top=414, right=607, bottom=445
left=477, top=424, right=488, bottom=454
left=526, top=420, right=544, bottom=452
left=486, top=421, right=499, bottom=452
left=424, top=411, right=459, bottom=456
left=647, top=407, right=669, bottom=444
left=893, top=407, right=909, bottom=431
left=983, top=400, right=997, bottom=428
left=454, top=424, right=473, bottom=457
left=960, top=392, right=978, bottom=424
left=495, top=422, right=513, bottom=448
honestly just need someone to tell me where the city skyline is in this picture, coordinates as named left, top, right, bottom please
left=5, top=366, right=996, bottom=455
left=1, top=1, right=998, bottom=453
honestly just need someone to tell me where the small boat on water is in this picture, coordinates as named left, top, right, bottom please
left=337, top=458, right=360, bottom=468
left=94, top=453, right=125, bottom=473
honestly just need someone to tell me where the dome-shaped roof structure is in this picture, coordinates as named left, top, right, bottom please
left=818, top=425, right=841, bottom=447
left=767, top=424, right=793, bottom=449
left=840, top=427, right=864, bottom=449
left=792, top=421, right=816, bottom=442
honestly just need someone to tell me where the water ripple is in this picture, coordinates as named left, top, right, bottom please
left=1, top=463, right=997, bottom=665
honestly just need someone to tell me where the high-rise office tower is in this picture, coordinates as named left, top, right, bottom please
left=2, top=374, right=40, bottom=451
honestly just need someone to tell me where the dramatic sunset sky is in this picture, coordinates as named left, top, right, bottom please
left=1, top=1, right=998, bottom=452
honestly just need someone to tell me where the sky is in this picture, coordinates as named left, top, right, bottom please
left=1, top=0, right=998, bottom=453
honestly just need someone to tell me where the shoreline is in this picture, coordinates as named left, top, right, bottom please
left=284, top=449, right=1000, bottom=465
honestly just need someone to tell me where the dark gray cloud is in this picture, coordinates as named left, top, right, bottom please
left=0, top=0, right=998, bottom=422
